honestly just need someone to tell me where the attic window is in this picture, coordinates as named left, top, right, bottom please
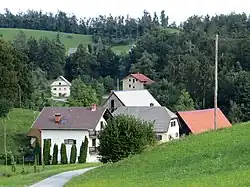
left=133, top=79, right=135, bottom=83
left=53, top=88, right=56, bottom=91
left=59, top=82, right=61, bottom=85
left=129, top=79, right=131, bottom=82
left=150, top=103, right=154, bottom=107
left=171, top=121, right=176, bottom=127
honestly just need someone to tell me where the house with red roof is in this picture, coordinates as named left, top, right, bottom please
left=177, top=108, right=232, bottom=135
left=122, top=73, right=154, bottom=91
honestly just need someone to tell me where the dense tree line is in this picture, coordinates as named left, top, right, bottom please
left=0, top=9, right=171, bottom=45
left=1, top=10, right=250, bottom=123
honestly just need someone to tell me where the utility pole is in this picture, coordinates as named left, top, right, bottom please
left=117, top=79, right=119, bottom=91
left=4, top=118, right=7, bottom=171
left=214, top=34, right=218, bottom=130
left=18, top=84, right=21, bottom=109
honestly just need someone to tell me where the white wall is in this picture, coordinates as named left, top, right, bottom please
left=40, top=117, right=107, bottom=163
left=156, top=118, right=180, bottom=143
left=51, top=79, right=71, bottom=97
left=122, top=76, right=144, bottom=91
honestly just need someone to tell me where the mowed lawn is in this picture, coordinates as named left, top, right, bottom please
left=0, top=163, right=101, bottom=187
left=0, top=108, right=39, bottom=154
left=66, top=122, right=250, bottom=187
left=0, top=28, right=92, bottom=51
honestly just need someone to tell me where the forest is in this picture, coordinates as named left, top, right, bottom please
left=1, top=9, right=250, bottom=123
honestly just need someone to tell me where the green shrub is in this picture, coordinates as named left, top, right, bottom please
left=43, top=139, right=51, bottom=165
left=98, top=114, right=156, bottom=163
left=78, top=136, right=88, bottom=163
left=60, top=143, right=67, bottom=164
left=52, top=144, right=58, bottom=165
left=70, top=144, right=77, bottom=164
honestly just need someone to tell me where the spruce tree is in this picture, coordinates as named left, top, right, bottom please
left=43, top=139, right=51, bottom=165
left=52, top=144, right=58, bottom=165
left=70, top=144, right=77, bottom=164
left=78, top=136, right=88, bottom=163
left=60, top=143, right=67, bottom=164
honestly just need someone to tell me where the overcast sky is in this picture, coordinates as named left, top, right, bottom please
left=1, top=0, right=250, bottom=24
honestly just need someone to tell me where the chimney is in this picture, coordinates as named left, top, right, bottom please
left=55, top=113, right=61, bottom=123
left=150, top=103, right=154, bottom=107
left=91, top=104, right=97, bottom=111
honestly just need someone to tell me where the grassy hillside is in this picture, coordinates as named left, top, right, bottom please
left=0, top=108, right=39, bottom=155
left=0, top=28, right=92, bottom=52
left=66, top=122, right=250, bottom=187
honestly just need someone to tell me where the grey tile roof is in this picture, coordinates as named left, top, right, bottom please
left=112, top=106, right=177, bottom=132
left=30, top=107, right=108, bottom=130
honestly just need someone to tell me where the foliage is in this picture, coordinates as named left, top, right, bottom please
left=98, top=115, right=156, bottom=163
left=68, top=78, right=99, bottom=107
left=70, top=144, right=77, bottom=164
left=43, top=139, right=51, bottom=165
left=78, top=136, right=88, bottom=163
left=60, top=143, right=68, bottom=164
left=66, top=122, right=250, bottom=187
left=173, top=89, right=195, bottom=111
left=52, top=144, right=58, bottom=165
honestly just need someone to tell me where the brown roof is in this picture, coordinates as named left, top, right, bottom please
left=177, top=108, right=232, bottom=134
left=29, top=107, right=109, bottom=130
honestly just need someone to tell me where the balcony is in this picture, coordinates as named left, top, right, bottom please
left=89, top=147, right=98, bottom=154
left=89, top=130, right=100, bottom=138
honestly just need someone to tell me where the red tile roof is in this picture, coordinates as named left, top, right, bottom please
left=126, top=73, right=154, bottom=84
left=177, top=108, right=232, bottom=134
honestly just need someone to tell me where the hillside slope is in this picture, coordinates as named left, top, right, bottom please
left=0, top=108, right=39, bottom=155
left=66, top=122, right=250, bottom=187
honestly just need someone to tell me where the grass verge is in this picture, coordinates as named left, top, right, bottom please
left=65, top=122, right=250, bottom=187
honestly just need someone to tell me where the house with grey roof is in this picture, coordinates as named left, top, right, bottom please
left=102, top=90, right=161, bottom=112
left=27, top=105, right=112, bottom=163
left=112, top=106, right=180, bottom=143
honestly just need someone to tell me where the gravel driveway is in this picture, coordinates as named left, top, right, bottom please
left=29, top=166, right=98, bottom=187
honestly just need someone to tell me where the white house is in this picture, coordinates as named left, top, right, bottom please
left=27, top=105, right=112, bottom=163
left=122, top=73, right=154, bottom=91
left=113, top=106, right=180, bottom=143
left=50, top=76, right=71, bottom=98
left=102, top=89, right=161, bottom=112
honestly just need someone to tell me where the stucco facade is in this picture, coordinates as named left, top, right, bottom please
left=40, top=117, right=107, bottom=163
left=155, top=118, right=180, bottom=143
left=102, top=93, right=124, bottom=111
left=50, top=77, right=71, bottom=97
left=122, top=75, right=145, bottom=91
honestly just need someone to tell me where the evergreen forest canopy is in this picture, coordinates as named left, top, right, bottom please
left=1, top=9, right=250, bottom=123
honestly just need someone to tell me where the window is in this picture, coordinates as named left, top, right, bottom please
left=59, top=82, right=61, bottom=85
left=129, top=79, right=131, bottom=82
left=64, top=139, right=76, bottom=145
left=133, top=86, right=135, bottom=89
left=111, top=100, right=115, bottom=108
left=64, top=88, right=66, bottom=90
left=59, top=88, right=61, bottom=90
left=133, top=79, right=135, bottom=83
left=53, top=88, right=56, bottom=91
left=169, top=135, right=173, bottom=140
left=100, top=121, right=104, bottom=130
left=129, top=84, right=131, bottom=88
left=59, top=93, right=62, bottom=97
left=156, top=135, right=162, bottom=141
left=171, top=121, right=176, bottom=127
left=92, top=139, right=96, bottom=147
left=175, top=132, right=179, bottom=137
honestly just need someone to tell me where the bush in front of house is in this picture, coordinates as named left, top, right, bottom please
left=60, top=143, right=68, bottom=164
left=52, top=144, right=58, bottom=165
left=43, top=139, right=51, bottom=165
left=70, top=144, right=77, bottom=164
left=98, top=114, right=156, bottom=163
left=78, top=136, right=88, bottom=163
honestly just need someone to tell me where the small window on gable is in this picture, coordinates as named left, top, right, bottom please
left=129, top=79, right=131, bottom=82
left=59, top=82, right=61, bottom=85
left=100, top=121, right=104, bottom=130
left=59, top=88, right=61, bottom=90
left=133, top=79, right=135, bottom=83
left=53, top=88, right=57, bottom=91
left=171, top=121, right=176, bottom=127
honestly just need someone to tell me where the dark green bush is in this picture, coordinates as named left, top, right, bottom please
left=98, top=114, right=156, bottom=163
left=78, top=136, right=88, bottom=163
left=60, top=143, right=67, bottom=164
left=52, top=144, right=58, bottom=165
left=43, top=139, right=51, bottom=165
left=70, top=144, right=77, bottom=164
